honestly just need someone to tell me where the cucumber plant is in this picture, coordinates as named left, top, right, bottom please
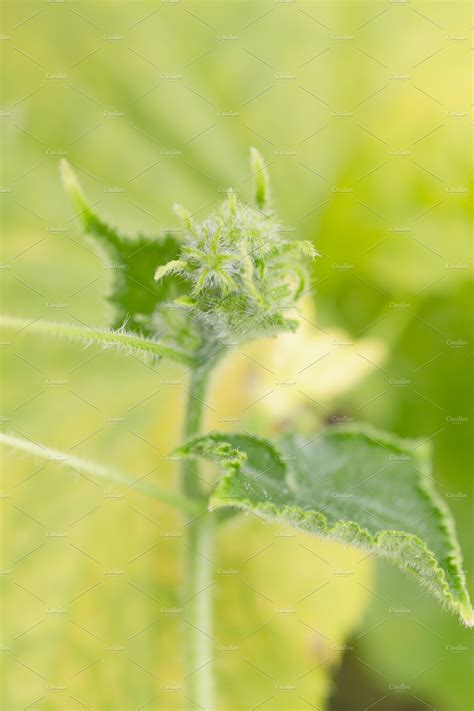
left=1, top=149, right=472, bottom=710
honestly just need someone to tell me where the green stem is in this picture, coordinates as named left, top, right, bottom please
left=182, top=365, right=215, bottom=710
left=0, top=432, right=199, bottom=515
left=0, top=314, right=194, bottom=366
left=182, top=364, right=215, bottom=498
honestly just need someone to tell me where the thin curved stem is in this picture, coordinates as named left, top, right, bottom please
left=0, top=315, right=194, bottom=366
left=0, top=432, right=200, bottom=515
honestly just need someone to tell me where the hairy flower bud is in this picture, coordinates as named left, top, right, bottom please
left=154, top=148, right=316, bottom=358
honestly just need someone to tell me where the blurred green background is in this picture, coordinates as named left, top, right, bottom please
left=1, top=1, right=472, bottom=710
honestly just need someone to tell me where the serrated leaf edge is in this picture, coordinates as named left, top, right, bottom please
left=183, top=426, right=473, bottom=626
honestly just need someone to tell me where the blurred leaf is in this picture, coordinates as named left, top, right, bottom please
left=215, top=517, right=373, bottom=710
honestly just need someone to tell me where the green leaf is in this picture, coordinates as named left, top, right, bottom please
left=60, top=160, right=185, bottom=337
left=0, top=315, right=194, bottom=366
left=179, top=426, right=473, bottom=626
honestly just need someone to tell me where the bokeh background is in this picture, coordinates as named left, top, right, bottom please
left=1, top=1, right=472, bottom=710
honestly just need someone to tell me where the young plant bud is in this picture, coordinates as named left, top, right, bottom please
left=154, top=149, right=316, bottom=358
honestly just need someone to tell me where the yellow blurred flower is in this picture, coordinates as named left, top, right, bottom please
left=208, top=297, right=386, bottom=431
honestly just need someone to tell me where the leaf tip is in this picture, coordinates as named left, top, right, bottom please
left=249, top=146, right=270, bottom=211
left=154, top=259, right=187, bottom=282
left=173, top=203, right=194, bottom=230
left=154, top=264, right=169, bottom=282
left=60, top=159, right=90, bottom=219
left=460, top=605, right=474, bottom=628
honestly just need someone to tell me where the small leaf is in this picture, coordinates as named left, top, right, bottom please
left=60, top=160, right=185, bottom=337
left=154, top=259, right=189, bottom=282
left=0, top=315, right=194, bottom=365
left=181, top=426, right=473, bottom=626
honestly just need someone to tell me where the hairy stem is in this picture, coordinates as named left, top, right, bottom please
left=182, top=365, right=215, bottom=710
left=0, top=432, right=199, bottom=515
left=0, top=315, right=194, bottom=365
